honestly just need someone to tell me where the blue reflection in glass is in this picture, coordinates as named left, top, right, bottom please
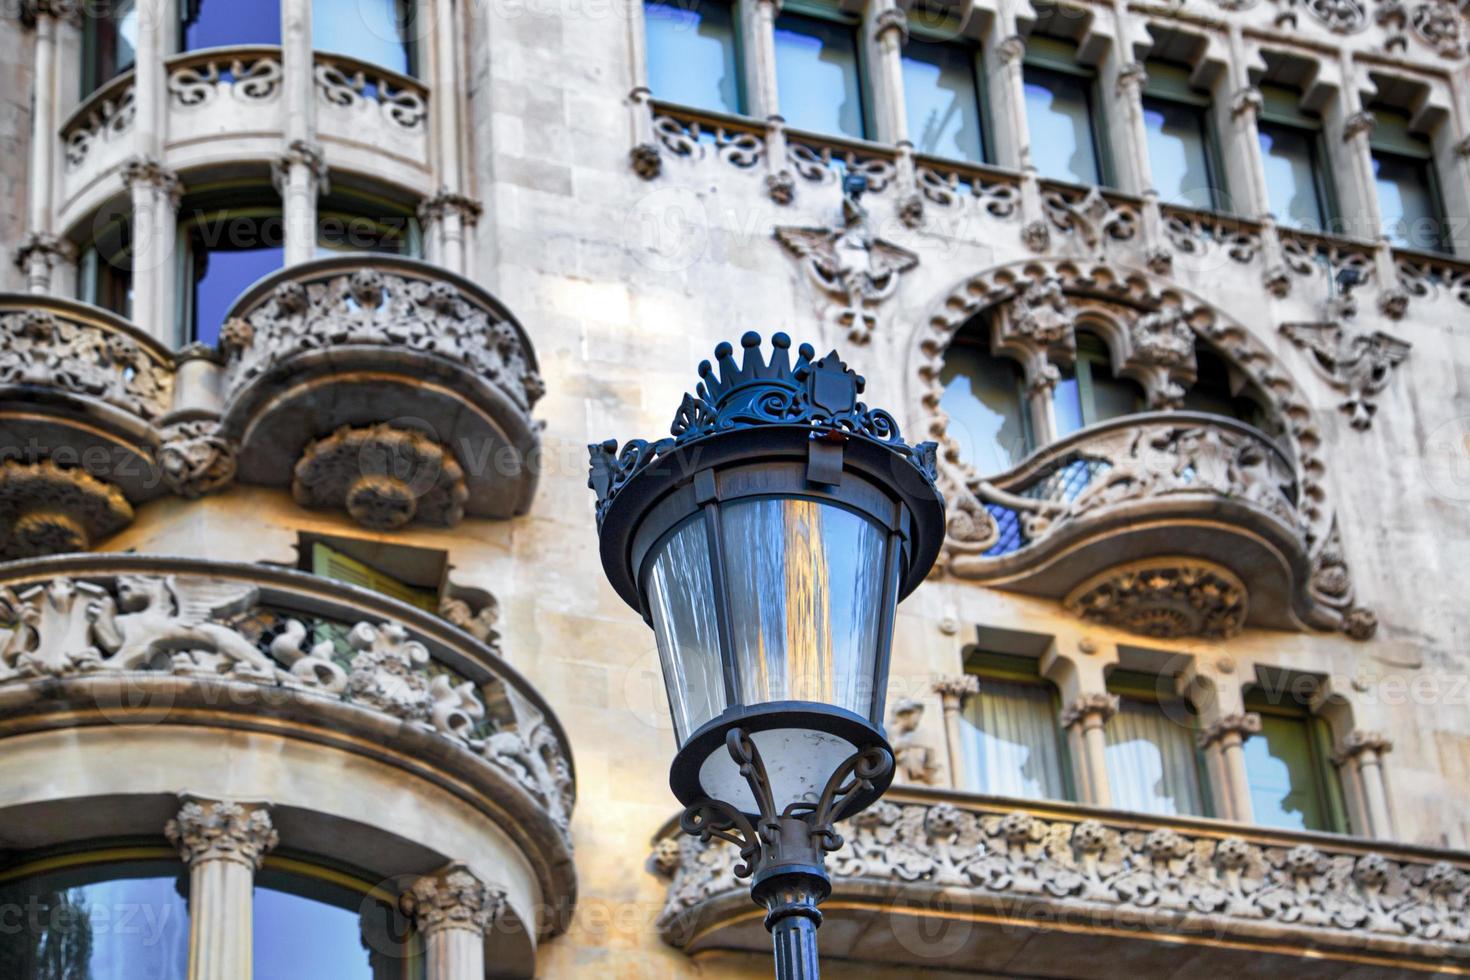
left=1258, top=122, right=1327, bottom=231
left=901, top=39, right=985, bottom=162
left=1051, top=372, right=1084, bottom=437
left=644, top=0, right=740, bottom=114
left=1023, top=65, right=1101, bottom=185
left=1142, top=97, right=1216, bottom=209
left=1374, top=152, right=1443, bottom=252
left=181, top=0, right=283, bottom=50
left=314, top=0, right=416, bottom=75
left=188, top=213, right=286, bottom=345
left=0, top=863, right=189, bottom=980
left=254, top=873, right=419, bottom=979
left=773, top=14, right=866, bottom=138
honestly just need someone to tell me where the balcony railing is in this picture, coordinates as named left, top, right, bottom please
left=651, top=788, right=1470, bottom=976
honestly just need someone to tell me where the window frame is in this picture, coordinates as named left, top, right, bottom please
left=901, top=22, right=994, bottom=165
left=1105, top=668, right=1214, bottom=819
left=962, top=650, right=1076, bottom=802
left=1141, top=61, right=1228, bottom=211
left=642, top=0, right=750, bottom=117
left=81, top=0, right=138, bottom=97
left=1022, top=36, right=1114, bottom=187
left=1242, top=688, right=1350, bottom=834
left=1369, top=107, right=1450, bottom=254
left=1257, top=84, right=1340, bottom=232
left=174, top=183, right=287, bottom=346
left=1054, top=330, right=1144, bottom=432
left=942, top=326, right=1037, bottom=466
left=772, top=0, right=876, bottom=141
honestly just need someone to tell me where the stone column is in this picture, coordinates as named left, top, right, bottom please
left=743, top=0, right=792, bottom=202
left=625, top=0, right=661, bottom=180
left=1334, top=52, right=1382, bottom=244
left=281, top=0, right=320, bottom=266
left=1335, top=731, right=1394, bottom=839
left=165, top=796, right=278, bottom=980
left=418, top=192, right=481, bottom=276
left=990, top=29, right=1045, bottom=251
left=123, top=157, right=182, bottom=345
left=931, top=675, right=979, bottom=790
left=400, top=862, right=505, bottom=980
left=1061, top=693, right=1118, bottom=808
left=18, top=1, right=76, bottom=294
left=868, top=4, right=919, bottom=223
left=1196, top=712, right=1261, bottom=823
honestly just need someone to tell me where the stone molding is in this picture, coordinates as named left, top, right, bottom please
left=401, top=862, right=507, bottom=935
left=292, top=423, right=469, bottom=530
left=165, top=796, right=278, bottom=870
left=651, top=791, right=1470, bottom=972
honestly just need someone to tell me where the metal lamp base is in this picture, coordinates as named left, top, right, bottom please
left=676, top=726, right=894, bottom=980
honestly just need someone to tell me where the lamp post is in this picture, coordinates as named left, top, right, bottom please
left=588, top=332, right=945, bottom=978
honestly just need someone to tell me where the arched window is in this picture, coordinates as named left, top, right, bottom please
left=938, top=326, right=1032, bottom=473
left=959, top=651, right=1071, bottom=801
left=81, top=0, right=139, bottom=94
left=254, top=863, right=422, bottom=979
left=1052, top=331, right=1144, bottom=437
left=1183, top=347, right=1278, bottom=434
left=177, top=184, right=287, bottom=346
left=0, top=853, right=190, bottom=979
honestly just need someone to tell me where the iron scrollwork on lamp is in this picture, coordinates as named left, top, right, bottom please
left=588, top=332, right=945, bottom=978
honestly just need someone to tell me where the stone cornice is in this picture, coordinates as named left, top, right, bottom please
left=165, top=796, right=277, bottom=870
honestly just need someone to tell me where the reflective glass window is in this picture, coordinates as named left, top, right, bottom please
left=644, top=0, right=741, bottom=114
left=773, top=12, right=867, bottom=138
left=181, top=0, right=283, bottom=51
left=901, top=38, right=986, bottom=162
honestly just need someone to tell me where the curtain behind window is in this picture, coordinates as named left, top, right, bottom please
left=960, top=679, right=1067, bottom=800
left=1104, top=697, right=1204, bottom=816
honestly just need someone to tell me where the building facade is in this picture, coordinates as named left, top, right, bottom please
left=1, top=0, right=1469, bottom=975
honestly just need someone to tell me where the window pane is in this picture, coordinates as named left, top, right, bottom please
left=644, top=0, right=740, bottom=115
left=774, top=14, right=866, bottom=138
left=186, top=213, right=286, bottom=345
left=1052, top=368, right=1085, bottom=437
left=939, top=342, right=1029, bottom=472
left=645, top=516, right=726, bottom=743
left=1104, top=697, right=1205, bottom=816
left=1023, top=64, right=1101, bottom=185
left=1243, top=714, right=1330, bottom=832
left=0, top=862, right=189, bottom=979
left=254, top=871, right=419, bottom=979
left=1143, top=96, right=1216, bottom=209
left=723, top=498, right=886, bottom=717
left=181, top=0, right=283, bottom=50
left=313, top=0, right=417, bottom=76
left=960, top=679, right=1067, bottom=799
left=87, top=0, right=140, bottom=91
left=1374, top=152, right=1444, bottom=252
left=1259, top=121, right=1327, bottom=231
left=1078, top=335, right=1141, bottom=423
left=901, top=39, right=985, bottom=162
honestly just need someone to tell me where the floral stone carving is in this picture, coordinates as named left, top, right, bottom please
left=159, top=421, right=238, bottom=498
left=653, top=796, right=1470, bottom=961
left=341, top=621, right=486, bottom=740
left=1065, top=560, right=1249, bottom=639
left=0, top=308, right=171, bottom=419
left=0, top=460, right=133, bottom=559
left=166, top=798, right=278, bottom=869
left=775, top=177, right=918, bottom=344
left=401, top=862, right=506, bottom=935
left=292, top=424, right=469, bottom=530
left=1279, top=321, right=1411, bottom=430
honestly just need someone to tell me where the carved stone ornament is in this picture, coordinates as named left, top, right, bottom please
left=1065, top=560, right=1249, bottom=639
left=0, top=307, right=172, bottom=419
left=1279, top=321, right=1411, bottom=429
left=1059, top=692, right=1120, bottom=728
left=775, top=177, right=919, bottom=344
left=120, top=155, right=183, bottom=206
left=1129, top=305, right=1196, bottom=368
left=1042, top=186, right=1138, bottom=254
left=1305, top=0, right=1368, bottom=31
left=221, top=267, right=544, bottom=412
left=1408, top=0, right=1467, bottom=55
left=418, top=189, right=484, bottom=226
left=1334, top=730, right=1394, bottom=765
left=292, top=424, right=469, bottom=530
left=890, top=698, right=939, bottom=785
left=19, top=0, right=82, bottom=26
left=165, top=798, right=278, bottom=870
left=13, top=232, right=77, bottom=275
left=0, top=569, right=575, bottom=840
left=439, top=592, right=500, bottom=645
left=874, top=6, right=908, bottom=42
left=1003, top=275, right=1077, bottom=346
left=270, top=139, right=329, bottom=195
left=401, top=863, right=506, bottom=935
left=0, top=460, right=133, bottom=559
left=1196, top=712, right=1263, bottom=749
left=653, top=798, right=1470, bottom=956
left=931, top=674, right=980, bottom=704
left=159, top=421, right=238, bottom=498
left=629, top=142, right=662, bottom=180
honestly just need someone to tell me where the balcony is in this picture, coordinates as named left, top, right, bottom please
left=0, top=552, right=575, bottom=965
left=941, top=412, right=1332, bottom=639
left=651, top=789, right=1470, bottom=976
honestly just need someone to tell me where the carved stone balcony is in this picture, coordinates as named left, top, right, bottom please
left=0, top=552, right=575, bottom=964
left=651, top=789, right=1470, bottom=977
left=943, top=412, right=1325, bottom=639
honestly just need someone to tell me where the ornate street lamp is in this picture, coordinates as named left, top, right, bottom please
left=588, top=332, right=944, bottom=978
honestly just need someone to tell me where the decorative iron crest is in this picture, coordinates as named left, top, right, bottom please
left=587, top=331, right=939, bottom=528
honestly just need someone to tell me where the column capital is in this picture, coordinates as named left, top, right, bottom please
left=400, top=862, right=506, bottom=936
left=1342, top=110, right=1376, bottom=142
left=20, top=0, right=82, bottom=27
left=418, top=190, right=485, bottom=226
left=1196, top=711, right=1262, bottom=749
left=1333, top=729, right=1393, bottom=765
left=1115, top=62, right=1148, bottom=96
left=13, top=232, right=76, bottom=270
left=874, top=7, right=908, bottom=44
left=1060, top=692, right=1119, bottom=729
left=121, top=156, right=184, bottom=207
left=1230, top=86, right=1264, bottom=119
left=931, top=674, right=979, bottom=706
left=165, top=796, right=278, bottom=870
left=997, top=34, right=1026, bottom=66
left=271, top=139, right=330, bottom=194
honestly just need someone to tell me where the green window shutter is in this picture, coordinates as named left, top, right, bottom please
left=311, top=542, right=440, bottom=612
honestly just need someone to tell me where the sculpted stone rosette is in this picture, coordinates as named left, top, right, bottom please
left=159, top=421, right=238, bottom=499
left=292, top=424, right=469, bottom=530
left=0, top=460, right=133, bottom=559
left=165, top=798, right=278, bottom=870
left=1065, top=560, right=1249, bottom=640
left=401, top=863, right=506, bottom=935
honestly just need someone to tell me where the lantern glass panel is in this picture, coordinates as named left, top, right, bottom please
left=646, top=516, right=727, bottom=743
left=721, top=497, right=888, bottom=718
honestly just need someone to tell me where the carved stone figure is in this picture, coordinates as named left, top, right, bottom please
left=343, top=622, right=486, bottom=740
left=1130, top=305, right=1196, bottom=367
left=0, top=460, right=134, bottom=559
left=1065, top=560, right=1249, bottom=639
left=1280, top=321, right=1411, bottom=429
left=774, top=176, right=919, bottom=344
left=292, top=424, right=470, bottom=530
left=1006, top=276, right=1076, bottom=345
left=159, top=421, right=238, bottom=499
left=889, top=698, right=939, bottom=785
left=90, top=575, right=279, bottom=677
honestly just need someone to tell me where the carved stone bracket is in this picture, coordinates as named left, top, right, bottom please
left=271, top=139, right=329, bottom=195
left=0, top=460, right=133, bottom=559
left=159, top=421, right=238, bottom=499
left=292, top=423, right=469, bottom=530
left=401, top=862, right=506, bottom=936
left=1065, top=560, right=1249, bottom=640
left=1279, top=320, right=1411, bottom=429
left=165, top=797, right=278, bottom=870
